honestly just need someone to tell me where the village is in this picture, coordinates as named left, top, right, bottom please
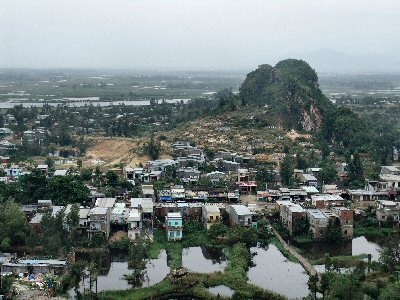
left=1, top=133, right=400, bottom=297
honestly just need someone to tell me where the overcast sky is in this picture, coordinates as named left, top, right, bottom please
left=1, top=0, right=400, bottom=71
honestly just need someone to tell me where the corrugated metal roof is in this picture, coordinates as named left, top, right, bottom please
left=230, top=205, right=251, bottom=215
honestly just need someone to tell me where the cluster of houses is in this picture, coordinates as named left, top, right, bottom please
left=22, top=185, right=256, bottom=243
left=2, top=134, right=400, bottom=243
left=276, top=195, right=354, bottom=241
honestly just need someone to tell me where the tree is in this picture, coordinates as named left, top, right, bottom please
left=379, top=238, right=400, bottom=273
left=81, top=168, right=93, bottom=181
left=47, top=175, right=89, bottom=205
left=40, top=211, right=69, bottom=256
left=298, top=217, right=310, bottom=236
left=58, top=123, right=73, bottom=146
left=348, top=152, right=365, bottom=188
left=327, top=218, right=342, bottom=243
left=106, top=170, right=119, bottom=187
left=19, top=169, right=48, bottom=203
left=296, top=152, right=308, bottom=170
left=326, top=272, right=363, bottom=300
left=227, top=225, right=258, bottom=247
left=320, top=159, right=338, bottom=184
left=208, top=223, right=229, bottom=240
left=127, top=237, right=150, bottom=286
left=0, top=198, right=31, bottom=251
left=66, top=204, right=80, bottom=243
left=144, top=133, right=161, bottom=160
left=308, top=274, right=318, bottom=299
left=280, top=155, right=294, bottom=187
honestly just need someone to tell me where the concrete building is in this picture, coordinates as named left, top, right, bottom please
left=300, top=174, right=318, bottom=187
left=376, top=200, right=400, bottom=223
left=166, top=212, right=183, bottom=241
left=111, top=203, right=129, bottom=225
left=279, top=202, right=306, bottom=236
left=347, top=189, right=389, bottom=208
left=226, top=205, right=252, bottom=227
left=307, top=209, right=330, bottom=241
left=88, top=207, right=111, bottom=239
left=127, top=209, right=142, bottom=240
left=311, top=194, right=345, bottom=209
left=202, top=204, right=221, bottom=229
left=331, top=206, right=354, bottom=240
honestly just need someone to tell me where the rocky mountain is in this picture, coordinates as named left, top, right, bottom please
left=239, top=59, right=333, bottom=131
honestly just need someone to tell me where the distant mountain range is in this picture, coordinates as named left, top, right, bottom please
left=273, top=49, right=400, bottom=73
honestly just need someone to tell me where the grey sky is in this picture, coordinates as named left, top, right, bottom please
left=1, top=0, right=400, bottom=71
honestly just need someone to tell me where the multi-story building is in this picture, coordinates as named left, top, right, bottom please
left=166, top=212, right=183, bottom=241
left=226, top=205, right=252, bottom=227
left=88, top=207, right=111, bottom=239
left=202, top=204, right=221, bottom=229
left=376, top=200, right=400, bottom=223
left=279, top=201, right=306, bottom=236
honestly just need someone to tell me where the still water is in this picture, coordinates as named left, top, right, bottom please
left=294, top=235, right=383, bottom=261
left=68, top=249, right=169, bottom=298
left=182, top=246, right=227, bottom=273
left=247, top=244, right=310, bottom=299
left=0, top=99, right=190, bottom=108
left=208, top=285, right=235, bottom=297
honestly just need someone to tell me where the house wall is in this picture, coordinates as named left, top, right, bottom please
left=202, top=209, right=221, bottom=229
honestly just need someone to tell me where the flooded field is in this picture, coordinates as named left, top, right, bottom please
left=182, top=246, right=227, bottom=273
left=247, top=244, right=310, bottom=299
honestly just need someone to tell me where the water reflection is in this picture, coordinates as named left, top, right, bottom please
left=247, top=245, right=310, bottom=299
left=352, top=236, right=382, bottom=261
left=68, top=249, right=169, bottom=298
left=142, top=249, right=170, bottom=287
left=208, top=285, right=235, bottom=297
left=182, top=246, right=227, bottom=273
left=294, top=236, right=382, bottom=261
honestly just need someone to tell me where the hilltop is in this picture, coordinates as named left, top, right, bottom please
left=239, top=59, right=334, bottom=131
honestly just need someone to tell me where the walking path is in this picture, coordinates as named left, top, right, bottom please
left=271, top=228, right=319, bottom=279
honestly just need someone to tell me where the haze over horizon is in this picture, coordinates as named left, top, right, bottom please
left=1, top=0, right=400, bottom=72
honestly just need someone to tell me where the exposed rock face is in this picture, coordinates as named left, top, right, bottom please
left=239, top=59, right=333, bottom=131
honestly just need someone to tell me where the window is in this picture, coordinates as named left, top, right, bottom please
left=210, top=216, right=213, bottom=221
left=175, top=221, right=178, bottom=225
left=344, top=230, right=347, bottom=235
left=169, top=231, right=174, bottom=237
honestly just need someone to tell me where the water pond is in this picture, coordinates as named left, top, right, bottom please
left=294, top=236, right=383, bottom=261
left=247, top=244, right=310, bottom=299
left=68, top=249, right=169, bottom=298
left=182, top=246, right=227, bottom=273
left=208, top=285, right=235, bottom=297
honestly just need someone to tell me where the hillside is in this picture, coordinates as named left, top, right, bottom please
left=240, top=59, right=334, bottom=131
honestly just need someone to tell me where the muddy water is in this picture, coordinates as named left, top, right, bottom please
left=182, top=246, right=227, bottom=273
left=247, top=245, right=310, bottom=299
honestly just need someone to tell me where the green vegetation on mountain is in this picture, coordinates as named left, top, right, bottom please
left=240, top=59, right=333, bottom=131
left=235, top=59, right=399, bottom=162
